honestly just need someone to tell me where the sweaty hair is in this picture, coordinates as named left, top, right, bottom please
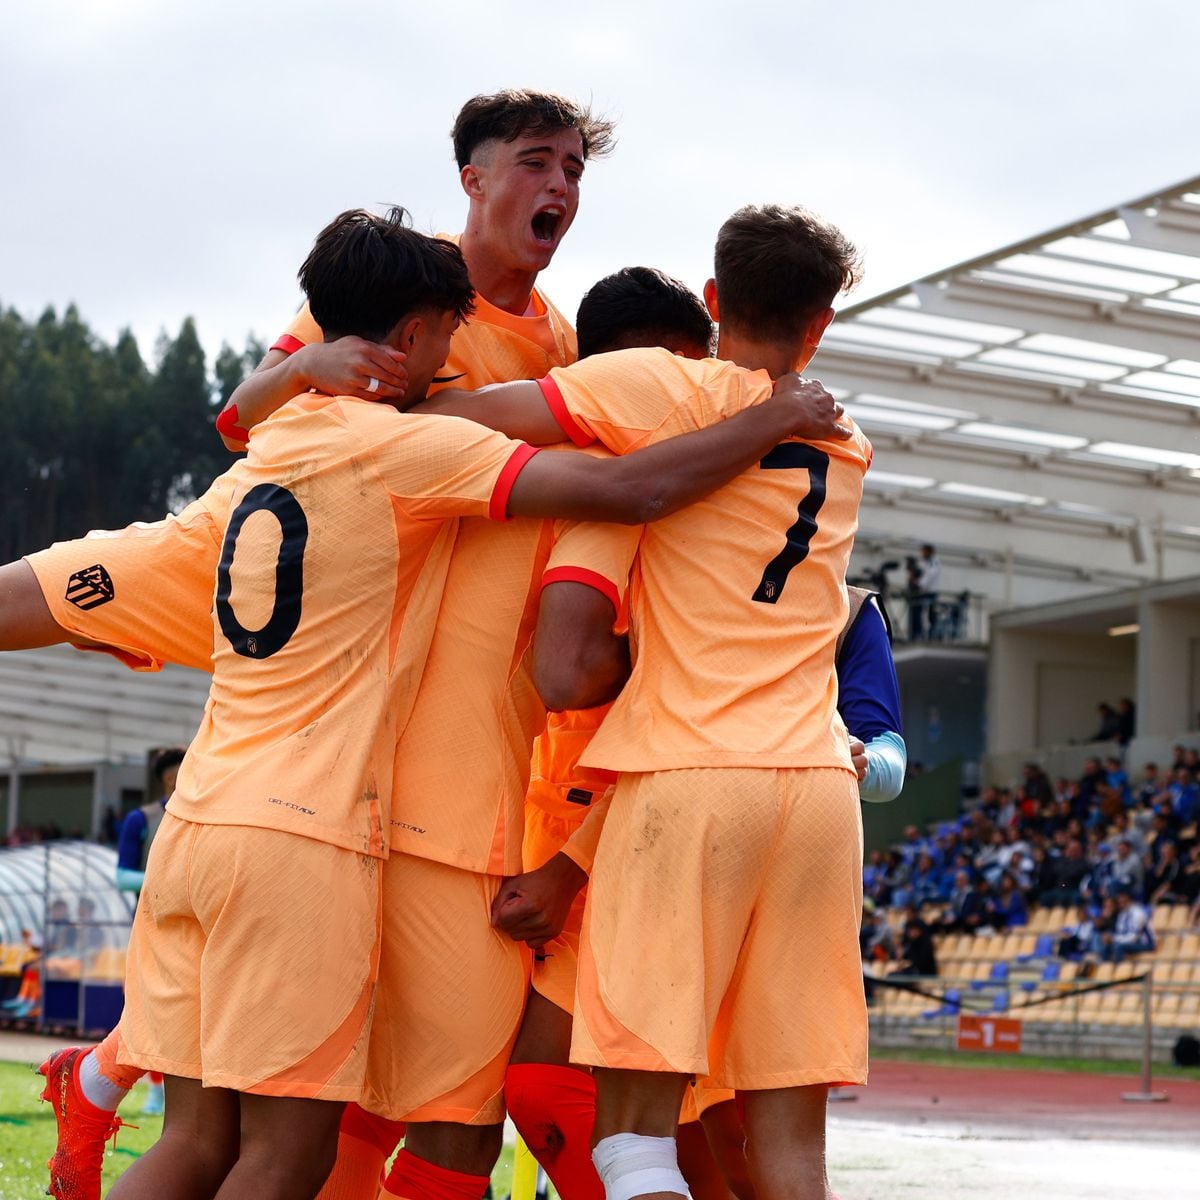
left=714, top=204, right=862, bottom=341
left=152, top=746, right=186, bottom=783
left=452, top=89, right=616, bottom=169
left=299, top=207, right=475, bottom=342
left=576, top=267, right=714, bottom=360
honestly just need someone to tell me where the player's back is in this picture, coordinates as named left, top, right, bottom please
left=172, top=391, right=514, bottom=858
left=543, top=348, right=872, bottom=773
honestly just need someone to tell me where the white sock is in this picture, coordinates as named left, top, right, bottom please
left=78, top=1049, right=131, bottom=1112
left=592, top=1133, right=688, bottom=1200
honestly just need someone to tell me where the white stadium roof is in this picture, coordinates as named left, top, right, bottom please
left=822, top=174, right=1200, bottom=607
left=0, top=646, right=207, bottom=769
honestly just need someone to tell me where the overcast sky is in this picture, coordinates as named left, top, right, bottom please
left=4, top=1, right=1199, bottom=365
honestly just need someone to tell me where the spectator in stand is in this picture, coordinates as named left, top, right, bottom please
left=991, top=874, right=1028, bottom=929
left=1029, top=844, right=1059, bottom=903
left=938, top=870, right=984, bottom=933
left=897, top=908, right=938, bottom=977
left=1042, top=839, right=1089, bottom=906
left=1107, top=839, right=1144, bottom=899
left=1148, top=841, right=1185, bottom=905
left=909, top=852, right=943, bottom=908
left=1102, top=889, right=1155, bottom=963
left=859, top=899, right=895, bottom=964
left=1116, top=697, right=1136, bottom=747
left=1135, top=763, right=1161, bottom=808
left=1158, top=767, right=1199, bottom=831
left=879, top=849, right=911, bottom=909
left=1059, top=898, right=1113, bottom=961
left=1102, top=756, right=1130, bottom=809
left=1022, top=762, right=1054, bottom=807
left=898, top=823, right=926, bottom=867
left=1076, top=759, right=1107, bottom=821
left=862, top=849, right=886, bottom=899
left=1184, top=746, right=1200, bottom=777
left=1170, top=744, right=1188, bottom=774
left=906, top=543, right=941, bottom=641
left=1109, top=811, right=1146, bottom=855
left=1092, top=702, right=1123, bottom=744
left=976, top=829, right=1009, bottom=886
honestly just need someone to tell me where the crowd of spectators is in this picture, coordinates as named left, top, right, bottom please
left=862, top=744, right=1200, bottom=977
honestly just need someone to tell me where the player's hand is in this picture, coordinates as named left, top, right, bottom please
left=850, top=736, right=869, bottom=782
left=771, top=374, right=852, bottom=441
left=294, top=338, right=408, bottom=402
left=491, top=852, right=588, bottom=949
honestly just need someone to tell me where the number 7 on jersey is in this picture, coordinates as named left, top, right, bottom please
left=752, top=444, right=830, bottom=604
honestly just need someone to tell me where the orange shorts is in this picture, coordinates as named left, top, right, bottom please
left=678, top=1077, right=735, bottom=1126
left=523, top=796, right=600, bottom=1014
left=572, top=767, right=867, bottom=1090
left=362, top=853, right=531, bottom=1125
left=119, top=813, right=383, bottom=1098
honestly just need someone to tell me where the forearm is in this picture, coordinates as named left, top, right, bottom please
left=414, top=382, right=569, bottom=445
left=860, top=731, right=908, bottom=803
left=220, top=351, right=311, bottom=449
left=559, top=795, right=612, bottom=877
left=608, top=400, right=801, bottom=522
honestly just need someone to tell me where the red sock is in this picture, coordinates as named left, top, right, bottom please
left=148, top=1072, right=164, bottom=1085
left=315, top=1105, right=406, bottom=1200
left=380, top=1149, right=489, bottom=1200
left=505, top=1063, right=604, bottom=1200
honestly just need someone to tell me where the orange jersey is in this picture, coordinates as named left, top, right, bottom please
left=270, top=268, right=582, bottom=873
left=539, top=347, right=872, bottom=772
left=24, top=478, right=238, bottom=674
left=171, top=391, right=536, bottom=858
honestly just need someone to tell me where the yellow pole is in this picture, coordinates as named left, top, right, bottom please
left=512, top=1135, right=539, bottom=1200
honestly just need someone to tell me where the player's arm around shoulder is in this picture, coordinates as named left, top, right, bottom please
left=218, top=319, right=408, bottom=452
left=504, top=375, right=851, bottom=525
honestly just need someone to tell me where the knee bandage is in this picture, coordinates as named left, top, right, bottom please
left=592, top=1133, right=688, bottom=1200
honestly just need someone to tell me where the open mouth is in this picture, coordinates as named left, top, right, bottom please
left=531, top=209, right=563, bottom=245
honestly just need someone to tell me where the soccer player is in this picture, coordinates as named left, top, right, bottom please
left=426, top=203, right=870, bottom=1200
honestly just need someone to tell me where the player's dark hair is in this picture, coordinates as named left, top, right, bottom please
left=714, top=204, right=862, bottom=341
left=300, top=207, right=475, bottom=343
left=151, top=746, right=186, bottom=783
left=576, top=267, right=714, bottom=359
left=452, top=89, right=616, bottom=169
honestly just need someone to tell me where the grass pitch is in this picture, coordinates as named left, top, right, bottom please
left=0, top=1060, right=521, bottom=1199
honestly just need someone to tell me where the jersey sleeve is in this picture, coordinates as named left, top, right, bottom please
left=543, top=520, right=640, bottom=616
left=558, top=792, right=612, bottom=875
left=836, top=598, right=902, bottom=743
left=537, top=348, right=753, bottom=453
left=22, top=476, right=234, bottom=673
left=377, top=413, right=540, bottom=521
left=271, top=301, right=323, bottom=356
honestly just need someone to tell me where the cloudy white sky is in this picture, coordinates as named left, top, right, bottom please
left=4, top=1, right=1198, bottom=364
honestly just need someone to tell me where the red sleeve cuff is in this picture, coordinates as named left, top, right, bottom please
left=215, top=404, right=250, bottom=446
left=541, top=566, right=621, bottom=615
left=271, top=333, right=306, bottom=356
left=536, top=376, right=593, bottom=447
left=489, top=444, right=541, bottom=520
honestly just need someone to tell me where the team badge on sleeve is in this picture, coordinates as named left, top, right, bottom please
left=65, top=564, right=115, bottom=610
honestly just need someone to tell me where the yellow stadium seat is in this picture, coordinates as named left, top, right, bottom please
left=1161, top=905, right=1189, bottom=933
